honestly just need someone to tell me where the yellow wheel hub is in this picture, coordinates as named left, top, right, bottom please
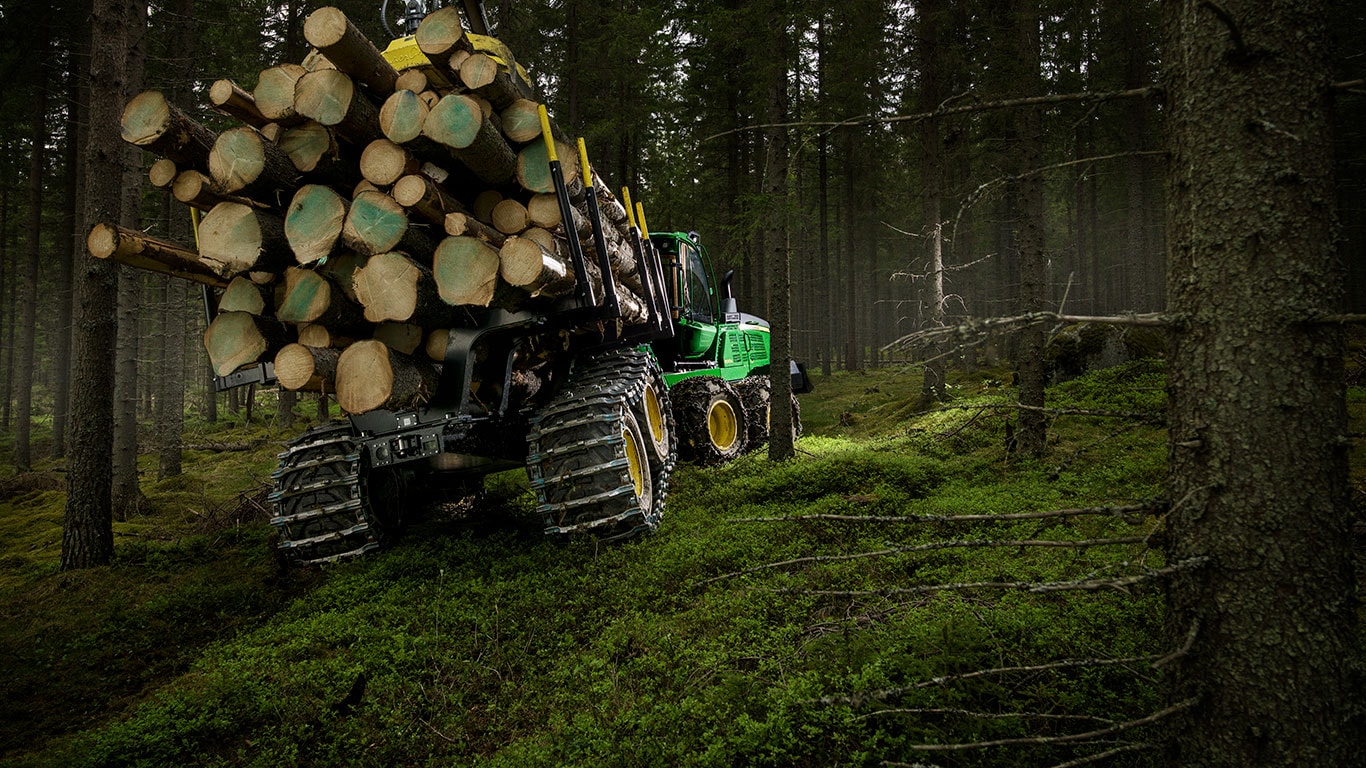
left=644, top=384, right=666, bottom=447
left=624, top=425, right=647, bottom=498
left=707, top=399, right=739, bottom=452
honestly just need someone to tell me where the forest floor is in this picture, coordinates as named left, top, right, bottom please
left=0, top=357, right=1361, bottom=767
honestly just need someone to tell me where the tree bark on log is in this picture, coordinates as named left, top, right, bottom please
left=294, top=69, right=382, bottom=145
left=120, top=90, right=217, bottom=170
left=303, top=6, right=398, bottom=97
left=335, top=338, right=438, bottom=414
left=208, top=125, right=300, bottom=201
left=253, top=63, right=307, bottom=124
left=86, top=222, right=227, bottom=288
left=203, top=310, right=286, bottom=376
left=208, top=79, right=270, bottom=128
left=274, top=342, right=340, bottom=391
left=352, top=250, right=450, bottom=325
left=284, top=183, right=348, bottom=264
left=198, top=201, right=293, bottom=277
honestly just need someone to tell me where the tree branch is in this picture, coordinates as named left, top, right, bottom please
left=704, top=87, right=1160, bottom=141
left=896, top=698, right=1196, bottom=752
left=882, top=311, right=1167, bottom=352
left=754, top=559, right=1207, bottom=599
left=728, top=501, right=1163, bottom=526
left=814, top=653, right=1169, bottom=707
left=700, top=536, right=1150, bottom=585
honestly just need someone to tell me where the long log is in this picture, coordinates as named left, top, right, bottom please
left=197, top=202, right=293, bottom=278
left=499, top=235, right=575, bottom=297
left=303, top=6, right=398, bottom=96
left=203, top=311, right=287, bottom=377
left=443, top=210, right=505, bottom=245
left=172, top=170, right=256, bottom=212
left=274, top=343, right=341, bottom=392
left=285, top=184, right=349, bottom=264
left=433, top=235, right=502, bottom=307
left=274, top=265, right=367, bottom=329
left=352, top=250, right=450, bottom=325
left=393, top=173, right=468, bottom=226
left=423, top=94, right=517, bottom=187
left=294, top=69, right=382, bottom=145
left=86, top=222, right=228, bottom=288
left=208, top=79, right=270, bottom=128
left=342, top=189, right=435, bottom=257
left=459, top=52, right=533, bottom=110
left=395, top=69, right=429, bottom=94
left=335, top=339, right=438, bottom=414
left=253, top=64, right=308, bottom=124
left=120, top=90, right=217, bottom=170
left=208, top=125, right=300, bottom=201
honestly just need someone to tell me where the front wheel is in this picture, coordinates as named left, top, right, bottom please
left=672, top=376, right=748, bottom=464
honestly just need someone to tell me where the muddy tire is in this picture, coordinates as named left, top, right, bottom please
left=672, top=376, right=747, bottom=464
left=526, top=349, right=676, bottom=541
left=732, top=375, right=803, bottom=452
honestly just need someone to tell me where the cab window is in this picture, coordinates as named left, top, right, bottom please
left=681, top=241, right=713, bottom=321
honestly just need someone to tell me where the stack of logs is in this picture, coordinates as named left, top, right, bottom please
left=91, top=5, right=654, bottom=415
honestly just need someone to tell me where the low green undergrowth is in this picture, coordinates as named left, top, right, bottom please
left=5, top=362, right=1180, bottom=767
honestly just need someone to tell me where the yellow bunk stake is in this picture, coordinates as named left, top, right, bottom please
left=622, top=187, right=636, bottom=230
left=635, top=202, right=650, bottom=238
left=577, top=137, right=593, bottom=188
left=537, top=104, right=557, bottom=161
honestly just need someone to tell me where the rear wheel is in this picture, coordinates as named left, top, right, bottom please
left=733, top=375, right=802, bottom=452
left=526, top=349, right=675, bottom=540
left=672, top=376, right=747, bottom=464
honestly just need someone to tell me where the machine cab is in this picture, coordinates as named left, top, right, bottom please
left=651, top=231, right=724, bottom=362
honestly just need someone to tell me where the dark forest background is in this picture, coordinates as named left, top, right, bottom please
left=0, top=0, right=1362, bottom=464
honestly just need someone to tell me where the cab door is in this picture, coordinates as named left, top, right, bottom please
left=677, top=239, right=718, bottom=360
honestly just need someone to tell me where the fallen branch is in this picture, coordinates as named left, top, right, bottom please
left=898, top=698, right=1196, bottom=752
left=1041, top=743, right=1157, bottom=768
left=700, top=536, right=1150, bottom=585
left=856, top=707, right=1118, bottom=725
left=815, top=653, right=1169, bottom=707
left=882, top=311, right=1167, bottom=353
left=728, top=501, right=1163, bottom=526
left=755, top=558, right=1206, bottom=599
left=182, top=441, right=262, bottom=452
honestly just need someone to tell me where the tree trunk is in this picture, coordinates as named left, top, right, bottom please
left=1160, top=0, right=1363, bottom=763
left=53, top=37, right=86, bottom=459
left=918, top=0, right=947, bottom=405
left=764, top=0, right=793, bottom=462
left=1011, top=0, right=1047, bottom=457
left=14, top=34, right=49, bottom=472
